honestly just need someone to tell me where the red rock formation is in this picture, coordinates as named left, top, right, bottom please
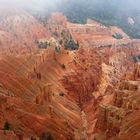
left=0, top=9, right=50, bottom=55
left=47, top=13, right=68, bottom=38
left=61, top=47, right=102, bottom=109
left=0, top=130, right=19, bottom=140
left=94, top=73, right=140, bottom=140
left=0, top=10, right=140, bottom=140
left=67, top=20, right=131, bottom=48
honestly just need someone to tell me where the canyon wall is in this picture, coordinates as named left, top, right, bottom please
left=0, top=11, right=139, bottom=140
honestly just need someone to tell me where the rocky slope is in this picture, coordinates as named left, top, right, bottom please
left=0, top=11, right=139, bottom=140
left=67, top=19, right=131, bottom=48
left=0, top=9, right=50, bottom=55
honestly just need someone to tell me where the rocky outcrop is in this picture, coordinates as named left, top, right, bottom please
left=0, top=9, right=50, bottom=55
left=134, top=62, right=140, bottom=80
left=67, top=20, right=131, bottom=48
left=0, top=130, right=19, bottom=140
left=95, top=75, right=140, bottom=140
left=47, top=13, right=79, bottom=50
left=61, top=47, right=102, bottom=109
left=96, top=105, right=126, bottom=138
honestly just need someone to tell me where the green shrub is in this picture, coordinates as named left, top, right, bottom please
left=40, top=133, right=54, bottom=140
left=55, top=47, right=60, bottom=53
left=61, top=64, right=66, bottom=69
left=3, top=121, right=11, bottom=131
left=64, top=39, right=79, bottom=50
left=30, top=137, right=36, bottom=140
left=112, top=33, right=123, bottom=39
left=47, top=135, right=54, bottom=140
left=59, top=92, right=64, bottom=97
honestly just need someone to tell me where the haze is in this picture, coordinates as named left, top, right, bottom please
left=0, top=0, right=140, bottom=38
left=0, top=0, right=59, bottom=11
left=0, top=0, right=140, bottom=11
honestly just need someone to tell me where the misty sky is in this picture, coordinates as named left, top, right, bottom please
left=1, top=0, right=140, bottom=11
left=0, top=0, right=140, bottom=38
left=0, top=0, right=138, bottom=8
left=0, top=0, right=59, bottom=11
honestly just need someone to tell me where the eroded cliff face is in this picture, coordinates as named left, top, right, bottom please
left=61, top=47, right=102, bottom=109
left=0, top=9, right=50, bottom=55
left=94, top=73, right=140, bottom=140
left=0, top=11, right=140, bottom=140
left=67, top=19, right=132, bottom=48
left=0, top=48, right=84, bottom=140
left=47, top=13, right=79, bottom=50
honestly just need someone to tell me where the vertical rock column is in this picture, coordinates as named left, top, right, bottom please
left=44, top=84, right=54, bottom=118
left=80, top=111, right=88, bottom=140
left=134, top=63, right=140, bottom=80
left=43, top=84, right=53, bottom=103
